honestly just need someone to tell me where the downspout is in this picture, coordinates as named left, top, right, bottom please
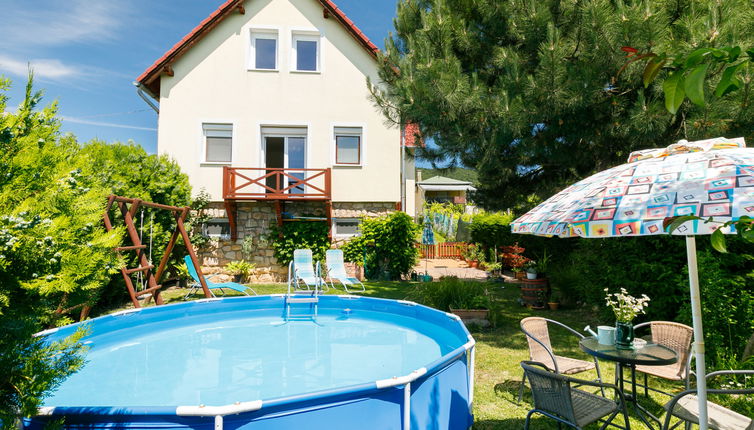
left=133, top=81, right=160, bottom=114
left=400, top=124, right=406, bottom=213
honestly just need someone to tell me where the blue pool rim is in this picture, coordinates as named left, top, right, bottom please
left=28, top=294, right=476, bottom=430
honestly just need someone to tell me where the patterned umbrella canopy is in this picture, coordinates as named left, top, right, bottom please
left=511, top=136, right=750, bottom=430
left=511, top=137, right=752, bottom=238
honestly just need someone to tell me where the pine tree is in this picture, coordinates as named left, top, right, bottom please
left=372, top=0, right=754, bottom=209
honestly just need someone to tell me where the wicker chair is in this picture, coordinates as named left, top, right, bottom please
left=662, top=370, right=754, bottom=430
left=521, top=361, right=630, bottom=430
left=633, top=321, right=693, bottom=397
left=519, top=317, right=603, bottom=401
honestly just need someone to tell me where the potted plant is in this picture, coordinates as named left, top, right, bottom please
left=484, top=261, right=502, bottom=276
left=408, top=277, right=492, bottom=324
left=225, top=260, right=255, bottom=283
left=524, top=260, right=538, bottom=279
left=536, top=250, right=550, bottom=278
left=174, top=262, right=190, bottom=288
left=460, top=244, right=473, bottom=265
left=604, top=288, right=650, bottom=349
left=547, top=289, right=561, bottom=311
left=500, top=243, right=529, bottom=279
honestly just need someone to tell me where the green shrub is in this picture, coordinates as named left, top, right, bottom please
left=469, top=211, right=516, bottom=251
left=341, top=212, right=420, bottom=280
left=268, top=221, right=330, bottom=267
left=539, top=234, right=754, bottom=368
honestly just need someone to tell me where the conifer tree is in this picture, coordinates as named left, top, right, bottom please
left=372, top=0, right=754, bottom=208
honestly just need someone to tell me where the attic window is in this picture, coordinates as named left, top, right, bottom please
left=292, top=32, right=320, bottom=72
left=250, top=29, right=278, bottom=70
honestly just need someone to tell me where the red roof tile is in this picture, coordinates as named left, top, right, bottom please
left=136, top=0, right=380, bottom=96
left=402, top=122, right=423, bottom=147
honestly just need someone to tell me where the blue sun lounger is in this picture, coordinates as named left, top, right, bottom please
left=325, top=249, right=365, bottom=293
left=288, top=249, right=326, bottom=293
left=184, top=255, right=256, bottom=298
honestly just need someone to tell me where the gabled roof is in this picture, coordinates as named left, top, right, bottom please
left=418, top=176, right=473, bottom=186
left=136, top=0, right=380, bottom=96
left=417, top=175, right=477, bottom=192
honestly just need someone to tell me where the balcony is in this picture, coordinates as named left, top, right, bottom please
left=222, top=167, right=333, bottom=240
left=223, top=167, right=331, bottom=200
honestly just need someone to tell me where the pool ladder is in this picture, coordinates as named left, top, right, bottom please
left=284, top=294, right=319, bottom=321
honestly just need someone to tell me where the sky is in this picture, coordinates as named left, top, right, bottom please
left=0, top=0, right=400, bottom=154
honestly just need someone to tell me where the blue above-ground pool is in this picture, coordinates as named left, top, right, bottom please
left=27, top=295, right=475, bottom=430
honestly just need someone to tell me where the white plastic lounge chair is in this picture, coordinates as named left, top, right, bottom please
left=325, top=249, right=365, bottom=293
left=288, top=249, right=326, bottom=293
left=184, top=255, right=256, bottom=298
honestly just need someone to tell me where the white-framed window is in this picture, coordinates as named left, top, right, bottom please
left=202, top=218, right=231, bottom=240
left=333, top=218, right=361, bottom=237
left=334, top=126, right=362, bottom=165
left=202, top=123, right=233, bottom=163
left=292, top=32, right=320, bottom=72
left=250, top=29, right=278, bottom=70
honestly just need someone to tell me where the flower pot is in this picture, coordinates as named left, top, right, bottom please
left=615, top=321, right=634, bottom=349
left=515, top=271, right=525, bottom=280
left=547, top=302, right=559, bottom=311
left=449, top=308, right=489, bottom=320
left=526, top=271, right=537, bottom=279
left=233, top=274, right=243, bottom=283
left=470, top=261, right=479, bottom=269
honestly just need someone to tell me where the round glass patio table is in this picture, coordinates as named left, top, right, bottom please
left=580, top=337, right=677, bottom=430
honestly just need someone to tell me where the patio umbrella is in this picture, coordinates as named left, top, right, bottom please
left=422, top=214, right=435, bottom=276
left=510, top=136, right=753, bottom=430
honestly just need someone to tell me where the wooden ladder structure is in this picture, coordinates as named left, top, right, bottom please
left=104, top=195, right=211, bottom=307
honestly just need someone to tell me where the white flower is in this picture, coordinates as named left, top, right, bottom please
left=605, top=288, right=650, bottom=323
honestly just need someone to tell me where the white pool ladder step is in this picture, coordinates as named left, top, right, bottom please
left=285, top=295, right=319, bottom=321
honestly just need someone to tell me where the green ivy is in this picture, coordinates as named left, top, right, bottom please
left=342, top=212, right=420, bottom=280
left=267, top=221, right=330, bottom=267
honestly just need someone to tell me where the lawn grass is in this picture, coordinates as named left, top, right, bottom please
left=98, top=279, right=688, bottom=429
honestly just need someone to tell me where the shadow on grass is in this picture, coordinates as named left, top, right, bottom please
left=472, top=416, right=563, bottom=429
left=493, top=379, right=526, bottom=404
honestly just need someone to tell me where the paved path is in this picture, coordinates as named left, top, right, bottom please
left=414, top=258, right=489, bottom=280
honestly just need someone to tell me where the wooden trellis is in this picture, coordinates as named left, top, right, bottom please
left=103, top=195, right=211, bottom=307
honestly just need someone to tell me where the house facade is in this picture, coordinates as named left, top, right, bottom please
left=136, top=0, right=415, bottom=275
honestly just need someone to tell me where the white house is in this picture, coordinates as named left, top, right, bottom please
left=136, top=0, right=416, bottom=272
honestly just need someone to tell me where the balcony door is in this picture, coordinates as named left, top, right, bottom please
left=262, top=128, right=306, bottom=194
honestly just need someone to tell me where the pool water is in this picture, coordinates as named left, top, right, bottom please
left=46, top=309, right=455, bottom=407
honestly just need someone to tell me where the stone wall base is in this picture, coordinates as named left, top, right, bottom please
left=196, top=201, right=392, bottom=282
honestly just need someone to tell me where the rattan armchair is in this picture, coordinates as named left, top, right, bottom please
left=519, top=317, right=603, bottom=401
left=662, top=370, right=754, bottom=430
left=633, top=321, right=693, bottom=397
left=521, top=361, right=630, bottom=430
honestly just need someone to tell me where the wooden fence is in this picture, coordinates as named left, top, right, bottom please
left=417, top=242, right=469, bottom=259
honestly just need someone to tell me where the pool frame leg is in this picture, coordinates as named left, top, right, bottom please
left=403, top=382, right=411, bottom=430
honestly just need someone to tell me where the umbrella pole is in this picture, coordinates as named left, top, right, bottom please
left=685, top=236, right=708, bottom=430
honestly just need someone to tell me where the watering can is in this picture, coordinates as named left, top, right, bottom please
left=584, top=325, right=615, bottom=345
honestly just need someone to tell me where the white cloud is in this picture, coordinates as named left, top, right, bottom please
left=0, top=55, right=81, bottom=81
left=60, top=116, right=157, bottom=132
left=0, top=1, right=124, bottom=48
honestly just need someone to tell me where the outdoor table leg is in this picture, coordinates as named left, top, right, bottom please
left=614, top=363, right=664, bottom=430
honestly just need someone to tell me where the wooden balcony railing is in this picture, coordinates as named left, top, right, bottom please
left=223, top=167, right=331, bottom=200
